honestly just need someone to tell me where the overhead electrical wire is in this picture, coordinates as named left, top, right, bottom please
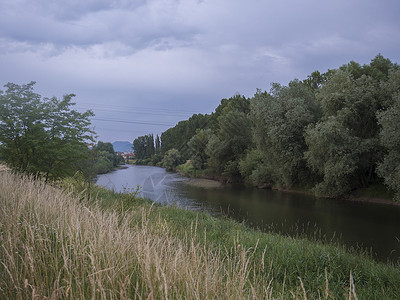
left=92, top=118, right=175, bottom=127
left=75, top=101, right=204, bottom=116
left=94, top=127, right=154, bottom=133
left=77, top=106, right=191, bottom=117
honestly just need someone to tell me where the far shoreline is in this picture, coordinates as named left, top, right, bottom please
left=183, top=178, right=223, bottom=188
left=115, top=163, right=400, bottom=207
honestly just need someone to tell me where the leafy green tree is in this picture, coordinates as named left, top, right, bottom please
left=162, top=148, right=184, bottom=171
left=92, top=141, right=122, bottom=173
left=250, top=80, right=320, bottom=187
left=0, top=82, right=94, bottom=180
left=206, top=110, right=251, bottom=180
left=146, top=134, right=155, bottom=158
left=305, top=55, right=399, bottom=196
left=94, top=141, right=114, bottom=154
left=377, top=93, right=400, bottom=200
left=187, top=129, right=212, bottom=170
left=239, top=149, right=263, bottom=183
left=302, top=70, right=330, bottom=91
left=202, top=95, right=252, bottom=180
left=155, top=134, right=161, bottom=155
left=304, top=117, right=362, bottom=197
left=161, top=113, right=210, bottom=158
left=133, top=134, right=155, bottom=160
left=213, top=94, right=250, bottom=118
left=133, top=136, right=146, bottom=159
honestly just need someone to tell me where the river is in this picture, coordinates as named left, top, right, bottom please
left=96, top=165, right=400, bottom=263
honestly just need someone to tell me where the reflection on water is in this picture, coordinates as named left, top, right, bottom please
left=97, top=165, right=400, bottom=263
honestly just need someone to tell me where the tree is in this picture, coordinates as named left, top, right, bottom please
left=203, top=95, right=252, bottom=180
left=0, top=82, right=94, bottom=180
left=205, top=111, right=251, bottom=179
left=133, top=134, right=154, bottom=159
left=187, top=129, right=212, bottom=170
left=146, top=134, right=155, bottom=158
left=94, top=141, right=114, bottom=154
left=92, top=141, right=122, bottom=172
left=161, top=113, right=210, bottom=158
left=304, top=55, right=399, bottom=196
left=133, top=136, right=146, bottom=159
left=302, top=70, right=329, bottom=91
left=155, top=134, right=161, bottom=154
left=304, top=117, right=362, bottom=197
left=162, top=148, right=184, bottom=171
left=377, top=93, right=400, bottom=200
left=250, top=80, right=320, bottom=187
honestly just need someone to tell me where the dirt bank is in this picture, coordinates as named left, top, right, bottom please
left=183, top=178, right=223, bottom=188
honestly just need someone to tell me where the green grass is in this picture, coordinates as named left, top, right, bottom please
left=1, top=171, right=399, bottom=299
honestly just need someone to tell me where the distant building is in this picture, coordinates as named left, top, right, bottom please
left=117, top=152, right=135, bottom=160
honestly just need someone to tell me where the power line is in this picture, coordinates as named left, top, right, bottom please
left=76, top=101, right=203, bottom=115
left=94, top=127, right=160, bottom=133
left=93, top=118, right=175, bottom=127
left=77, top=106, right=191, bottom=117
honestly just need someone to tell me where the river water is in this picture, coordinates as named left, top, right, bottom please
left=96, top=165, right=400, bottom=263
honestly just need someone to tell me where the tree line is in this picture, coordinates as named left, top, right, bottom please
left=158, top=55, right=400, bottom=200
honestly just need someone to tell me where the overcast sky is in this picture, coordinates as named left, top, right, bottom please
left=1, top=0, right=399, bottom=143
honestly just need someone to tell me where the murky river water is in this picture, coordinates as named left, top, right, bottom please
left=97, top=165, right=400, bottom=263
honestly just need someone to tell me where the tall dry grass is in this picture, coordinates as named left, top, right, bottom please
left=0, top=170, right=363, bottom=299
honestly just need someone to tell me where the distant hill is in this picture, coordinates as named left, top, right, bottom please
left=112, top=141, right=133, bottom=152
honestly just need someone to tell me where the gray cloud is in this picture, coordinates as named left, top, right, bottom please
left=1, top=0, right=399, bottom=142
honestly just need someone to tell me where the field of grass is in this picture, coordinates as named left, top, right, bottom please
left=1, top=170, right=399, bottom=299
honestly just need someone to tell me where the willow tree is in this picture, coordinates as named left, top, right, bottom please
left=377, top=93, right=400, bottom=200
left=305, top=55, right=399, bottom=197
left=206, top=95, right=252, bottom=180
left=0, top=82, right=94, bottom=180
left=249, top=80, right=320, bottom=187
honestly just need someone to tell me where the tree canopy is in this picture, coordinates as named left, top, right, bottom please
left=0, top=82, right=94, bottom=180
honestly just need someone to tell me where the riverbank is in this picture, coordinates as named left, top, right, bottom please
left=272, top=185, right=400, bottom=207
left=176, top=161, right=400, bottom=206
left=183, top=178, right=223, bottom=188
left=2, top=170, right=399, bottom=299
left=174, top=160, right=399, bottom=207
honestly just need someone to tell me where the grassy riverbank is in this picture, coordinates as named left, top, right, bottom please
left=1, top=171, right=399, bottom=299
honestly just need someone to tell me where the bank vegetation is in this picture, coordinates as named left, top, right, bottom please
left=133, top=55, right=400, bottom=202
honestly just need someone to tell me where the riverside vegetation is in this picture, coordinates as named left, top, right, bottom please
left=1, top=170, right=399, bottom=299
left=135, top=55, right=400, bottom=202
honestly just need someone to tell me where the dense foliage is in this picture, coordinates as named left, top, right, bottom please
left=0, top=82, right=94, bottom=181
left=133, top=134, right=155, bottom=159
left=91, top=141, right=123, bottom=174
left=161, top=113, right=211, bottom=157
left=377, top=93, right=400, bottom=201
left=132, top=133, right=163, bottom=165
left=162, top=148, right=184, bottom=171
left=160, top=55, right=400, bottom=199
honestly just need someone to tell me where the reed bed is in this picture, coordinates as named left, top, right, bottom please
left=0, top=171, right=399, bottom=299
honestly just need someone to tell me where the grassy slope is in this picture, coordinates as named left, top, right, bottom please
left=0, top=171, right=399, bottom=299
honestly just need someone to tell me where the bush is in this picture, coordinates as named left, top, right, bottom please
left=162, top=149, right=184, bottom=171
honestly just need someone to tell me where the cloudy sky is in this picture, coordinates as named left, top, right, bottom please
left=1, top=0, right=399, bottom=143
